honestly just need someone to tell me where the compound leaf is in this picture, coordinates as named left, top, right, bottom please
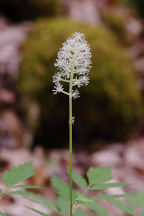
left=2, top=161, right=35, bottom=188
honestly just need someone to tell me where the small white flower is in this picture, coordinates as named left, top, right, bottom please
left=71, top=89, right=80, bottom=99
left=53, top=83, right=64, bottom=94
left=53, top=32, right=92, bottom=98
left=73, top=75, right=90, bottom=88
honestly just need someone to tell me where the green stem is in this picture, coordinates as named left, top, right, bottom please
left=69, top=66, right=74, bottom=216
left=69, top=94, right=72, bottom=216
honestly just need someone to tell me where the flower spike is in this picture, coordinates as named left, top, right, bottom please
left=53, top=32, right=92, bottom=99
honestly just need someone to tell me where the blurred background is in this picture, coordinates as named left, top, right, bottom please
left=1, top=0, right=144, bottom=215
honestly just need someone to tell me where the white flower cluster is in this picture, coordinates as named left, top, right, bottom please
left=53, top=32, right=92, bottom=98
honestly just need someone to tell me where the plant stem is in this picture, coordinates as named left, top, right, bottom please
left=69, top=66, right=74, bottom=216
left=69, top=94, right=72, bottom=216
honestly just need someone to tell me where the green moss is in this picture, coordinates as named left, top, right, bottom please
left=102, top=10, right=128, bottom=45
left=18, top=18, right=143, bottom=145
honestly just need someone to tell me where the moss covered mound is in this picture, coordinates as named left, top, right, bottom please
left=102, top=10, right=128, bottom=45
left=18, top=18, right=143, bottom=147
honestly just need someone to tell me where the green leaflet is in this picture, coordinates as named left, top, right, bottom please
left=83, top=202, right=108, bottom=216
left=90, top=193, right=128, bottom=201
left=51, top=175, right=79, bottom=201
left=76, top=193, right=127, bottom=204
left=126, top=191, right=144, bottom=208
left=87, top=166, right=112, bottom=185
left=72, top=170, right=87, bottom=189
left=55, top=197, right=69, bottom=214
left=90, top=182, right=129, bottom=190
left=11, top=185, right=46, bottom=189
left=2, top=161, right=35, bottom=188
left=109, top=199, right=135, bottom=215
left=73, top=208, right=88, bottom=216
left=79, top=192, right=135, bottom=215
left=51, top=175, right=69, bottom=200
left=76, top=195, right=94, bottom=204
left=26, top=207, right=50, bottom=216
